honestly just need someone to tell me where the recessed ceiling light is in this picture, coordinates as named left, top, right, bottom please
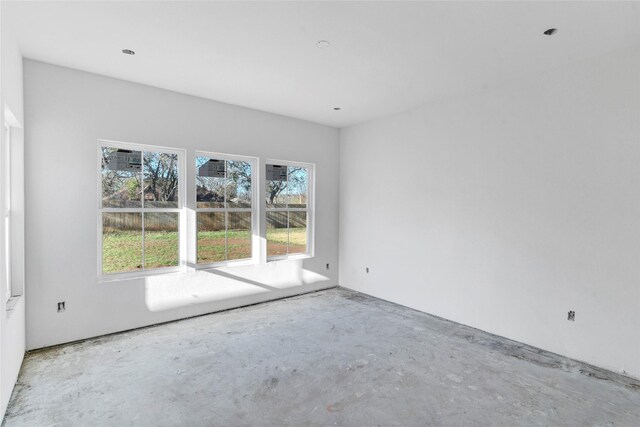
left=333, top=107, right=341, bottom=111
left=543, top=28, right=558, bottom=36
left=122, top=49, right=136, bottom=55
left=316, top=40, right=331, bottom=49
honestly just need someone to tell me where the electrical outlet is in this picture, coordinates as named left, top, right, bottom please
left=326, top=263, right=330, bottom=270
left=366, top=267, right=370, bottom=273
left=568, top=310, right=575, bottom=321
left=57, top=302, right=65, bottom=313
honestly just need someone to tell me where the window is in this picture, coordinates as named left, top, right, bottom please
left=99, top=141, right=184, bottom=275
left=99, top=144, right=311, bottom=275
left=2, top=123, right=11, bottom=301
left=266, top=161, right=313, bottom=258
left=195, top=153, right=256, bottom=265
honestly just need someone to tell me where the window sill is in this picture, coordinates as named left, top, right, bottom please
left=267, top=253, right=313, bottom=262
left=99, top=266, right=186, bottom=283
left=196, top=258, right=256, bottom=270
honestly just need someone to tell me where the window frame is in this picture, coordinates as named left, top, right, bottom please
left=97, top=139, right=186, bottom=280
left=265, top=159, right=315, bottom=261
left=3, top=123, right=12, bottom=302
left=194, top=151, right=258, bottom=269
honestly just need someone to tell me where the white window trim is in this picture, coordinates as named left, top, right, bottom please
left=97, top=139, right=187, bottom=280
left=265, top=158, right=315, bottom=261
left=3, top=123, right=11, bottom=303
left=194, top=151, right=258, bottom=269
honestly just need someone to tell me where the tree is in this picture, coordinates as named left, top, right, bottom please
left=267, top=167, right=305, bottom=205
left=267, top=179, right=287, bottom=205
left=196, top=158, right=252, bottom=206
left=143, top=152, right=178, bottom=204
left=226, top=160, right=251, bottom=204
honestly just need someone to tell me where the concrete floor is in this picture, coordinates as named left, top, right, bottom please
left=4, top=288, right=640, bottom=426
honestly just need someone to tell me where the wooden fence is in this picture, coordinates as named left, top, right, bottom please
left=103, top=211, right=306, bottom=232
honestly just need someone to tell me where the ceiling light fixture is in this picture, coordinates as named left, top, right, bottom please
left=333, top=107, right=341, bottom=111
left=122, top=49, right=136, bottom=55
left=543, top=28, right=558, bottom=36
left=316, top=40, right=331, bottom=49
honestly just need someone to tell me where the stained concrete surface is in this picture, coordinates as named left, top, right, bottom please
left=4, top=287, right=640, bottom=426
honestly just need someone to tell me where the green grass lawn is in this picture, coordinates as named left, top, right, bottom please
left=103, top=228, right=307, bottom=273
left=197, top=229, right=251, bottom=264
left=102, top=230, right=179, bottom=273
left=145, top=231, right=180, bottom=269
left=267, top=228, right=307, bottom=256
left=102, top=231, right=143, bottom=273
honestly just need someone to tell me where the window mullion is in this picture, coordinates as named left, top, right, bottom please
left=195, top=208, right=251, bottom=213
left=225, top=211, right=229, bottom=261
left=286, top=210, right=290, bottom=256
left=224, top=161, right=228, bottom=261
left=286, top=167, right=290, bottom=255
left=141, top=211, right=146, bottom=270
left=141, top=151, right=146, bottom=270
left=266, top=208, right=306, bottom=212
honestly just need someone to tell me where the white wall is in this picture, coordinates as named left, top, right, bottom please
left=339, top=45, right=640, bottom=377
left=0, top=2, right=26, bottom=417
left=23, top=60, right=339, bottom=350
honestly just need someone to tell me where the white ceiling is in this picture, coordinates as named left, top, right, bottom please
left=6, top=1, right=640, bottom=128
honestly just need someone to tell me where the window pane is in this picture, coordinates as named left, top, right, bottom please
left=101, top=147, right=142, bottom=208
left=197, top=212, right=225, bottom=263
left=288, top=167, right=308, bottom=209
left=267, top=211, right=288, bottom=257
left=266, top=164, right=288, bottom=208
left=143, top=151, right=179, bottom=208
left=227, top=212, right=252, bottom=261
left=102, top=212, right=142, bottom=273
left=144, top=212, right=179, bottom=269
left=288, top=211, right=307, bottom=254
left=196, top=156, right=225, bottom=208
left=226, top=160, right=252, bottom=208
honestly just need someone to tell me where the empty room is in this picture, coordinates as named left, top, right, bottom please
left=1, top=0, right=640, bottom=425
